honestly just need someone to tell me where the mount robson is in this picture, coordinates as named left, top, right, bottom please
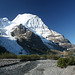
left=0, top=13, right=75, bottom=55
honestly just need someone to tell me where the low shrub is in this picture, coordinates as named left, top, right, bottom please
left=29, top=54, right=40, bottom=60
left=0, top=52, right=17, bottom=59
left=47, top=54, right=60, bottom=60
left=40, top=54, right=47, bottom=59
left=57, top=58, right=70, bottom=68
left=68, top=56, right=75, bottom=65
left=17, top=55, right=30, bottom=61
left=17, top=54, right=40, bottom=61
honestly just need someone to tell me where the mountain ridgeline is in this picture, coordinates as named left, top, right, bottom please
left=0, top=13, right=74, bottom=54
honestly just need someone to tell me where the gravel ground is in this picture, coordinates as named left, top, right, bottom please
left=24, top=60, right=75, bottom=75
left=0, top=60, right=75, bottom=75
left=0, top=59, right=21, bottom=67
left=0, top=60, right=38, bottom=75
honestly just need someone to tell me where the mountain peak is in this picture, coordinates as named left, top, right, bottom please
left=2, top=17, right=9, bottom=21
left=0, top=17, right=10, bottom=28
left=17, top=13, right=36, bottom=17
left=4, top=13, right=61, bottom=38
left=12, top=13, right=36, bottom=25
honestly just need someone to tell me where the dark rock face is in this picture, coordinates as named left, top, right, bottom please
left=11, top=24, right=49, bottom=54
left=0, top=46, right=8, bottom=54
left=68, top=45, right=75, bottom=50
left=52, top=38, right=72, bottom=49
left=51, top=37, right=70, bottom=43
left=47, top=34, right=72, bottom=49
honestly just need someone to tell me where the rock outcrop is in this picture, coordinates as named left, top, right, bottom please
left=11, top=24, right=49, bottom=54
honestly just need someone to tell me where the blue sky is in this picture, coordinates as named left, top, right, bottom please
left=0, top=0, right=75, bottom=44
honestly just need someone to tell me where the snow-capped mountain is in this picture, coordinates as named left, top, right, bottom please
left=0, top=13, right=73, bottom=54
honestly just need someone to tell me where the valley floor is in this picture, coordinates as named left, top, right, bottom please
left=0, top=59, right=75, bottom=75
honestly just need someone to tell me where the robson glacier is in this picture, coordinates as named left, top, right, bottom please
left=0, top=13, right=73, bottom=54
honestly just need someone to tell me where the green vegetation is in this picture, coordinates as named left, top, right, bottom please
left=57, top=49, right=75, bottom=68
left=17, top=54, right=40, bottom=61
left=57, top=57, right=75, bottom=68
left=47, top=54, right=60, bottom=60
left=29, top=54, right=40, bottom=60
left=68, top=56, right=75, bottom=65
left=0, top=52, right=17, bottom=59
left=17, top=55, right=30, bottom=61
left=57, top=58, right=70, bottom=68
left=40, top=54, right=47, bottom=59
left=17, top=54, right=60, bottom=61
left=0, top=51, right=60, bottom=61
left=67, top=50, right=75, bottom=57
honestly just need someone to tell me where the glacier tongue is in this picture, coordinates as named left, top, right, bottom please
left=0, top=36, right=27, bottom=54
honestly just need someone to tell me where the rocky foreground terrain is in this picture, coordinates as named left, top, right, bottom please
left=0, top=59, right=75, bottom=75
